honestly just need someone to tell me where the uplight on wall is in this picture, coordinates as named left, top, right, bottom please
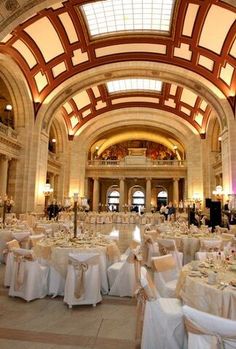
left=212, top=185, right=224, bottom=201
left=212, top=185, right=224, bottom=196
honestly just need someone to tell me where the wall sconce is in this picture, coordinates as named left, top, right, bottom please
left=212, top=185, right=224, bottom=200
left=43, top=183, right=53, bottom=196
left=73, top=192, right=79, bottom=202
left=4, top=104, right=13, bottom=127
left=192, top=193, right=201, bottom=202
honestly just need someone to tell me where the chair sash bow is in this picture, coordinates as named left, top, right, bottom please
left=185, top=317, right=236, bottom=349
left=14, top=252, right=33, bottom=291
left=158, top=241, right=175, bottom=255
left=152, top=255, right=176, bottom=272
left=69, top=255, right=99, bottom=299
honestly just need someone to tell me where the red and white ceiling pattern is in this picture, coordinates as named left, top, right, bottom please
left=0, top=0, right=235, bottom=136
left=62, top=81, right=211, bottom=136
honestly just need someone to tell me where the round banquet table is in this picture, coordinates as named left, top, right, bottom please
left=176, top=261, right=236, bottom=320
left=158, top=231, right=224, bottom=265
left=33, top=239, right=120, bottom=294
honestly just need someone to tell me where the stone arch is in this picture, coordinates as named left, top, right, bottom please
left=36, top=61, right=234, bottom=137
left=0, top=54, right=34, bottom=129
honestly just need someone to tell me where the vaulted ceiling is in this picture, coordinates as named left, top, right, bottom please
left=0, top=0, right=235, bottom=138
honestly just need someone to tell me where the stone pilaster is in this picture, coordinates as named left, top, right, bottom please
left=92, top=177, right=99, bottom=211
left=0, top=155, right=9, bottom=196
left=145, top=178, right=152, bottom=212
left=119, top=177, right=125, bottom=212
left=173, top=178, right=179, bottom=205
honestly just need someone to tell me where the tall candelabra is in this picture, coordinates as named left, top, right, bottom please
left=73, top=193, right=79, bottom=239
left=0, top=195, right=14, bottom=226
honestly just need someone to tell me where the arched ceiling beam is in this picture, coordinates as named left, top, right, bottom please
left=0, top=0, right=234, bottom=109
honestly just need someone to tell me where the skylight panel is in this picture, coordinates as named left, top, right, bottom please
left=81, top=0, right=175, bottom=37
left=107, top=79, right=163, bottom=93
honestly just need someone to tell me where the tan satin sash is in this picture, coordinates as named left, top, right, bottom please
left=129, top=240, right=140, bottom=249
left=152, top=255, right=176, bottom=272
left=142, top=235, right=155, bottom=265
left=127, top=250, right=142, bottom=288
left=158, top=241, right=175, bottom=255
left=69, top=254, right=99, bottom=299
left=6, top=239, right=20, bottom=251
left=135, top=278, right=158, bottom=347
left=106, top=244, right=121, bottom=262
left=13, top=252, right=34, bottom=291
left=185, top=318, right=236, bottom=349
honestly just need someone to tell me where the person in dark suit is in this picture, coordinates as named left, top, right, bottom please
left=47, top=200, right=59, bottom=220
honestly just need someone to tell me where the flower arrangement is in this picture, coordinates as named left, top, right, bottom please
left=0, top=195, right=14, bottom=212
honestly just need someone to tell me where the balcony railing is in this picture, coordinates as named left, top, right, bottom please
left=87, top=159, right=186, bottom=167
left=0, top=122, right=17, bottom=139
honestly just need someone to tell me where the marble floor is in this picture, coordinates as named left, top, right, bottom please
left=0, top=224, right=145, bottom=349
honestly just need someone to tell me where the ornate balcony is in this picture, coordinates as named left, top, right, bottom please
left=86, top=158, right=187, bottom=178
left=87, top=158, right=187, bottom=168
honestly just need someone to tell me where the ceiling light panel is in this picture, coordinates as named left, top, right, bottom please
left=107, top=79, right=163, bottom=93
left=81, top=0, right=174, bottom=36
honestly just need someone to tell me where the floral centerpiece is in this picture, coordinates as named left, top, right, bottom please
left=6, top=196, right=14, bottom=213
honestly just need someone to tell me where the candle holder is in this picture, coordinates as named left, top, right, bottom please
left=73, top=193, right=79, bottom=239
left=0, top=195, right=14, bottom=226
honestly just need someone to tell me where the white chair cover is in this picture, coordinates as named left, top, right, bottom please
left=140, top=275, right=187, bottom=349
left=109, top=249, right=145, bottom=297
left=97, top=216, right=104, bottom=224
left=199, top=238, right=222, bottom=252
left=29, top=233, right=45, bottom=247
left=142, top=236, right=159, bottom=268
left=63, top=252, right=102, bottom=308
left=183, top=305, right=236, bottom=349
left=49, top=266, right=65, bottom=297
left=152, top=254, right=179, bottom=298
left=12, top=231, right=31, bottom=249
left=107, top=261, right=125, bottom=288
left=9, top=249, right=49, bottom=301
left=195, top=251, right=225, bottom=261
left=4, top=239, right=20, bottom=287
left=157, top=238, right=183, bottom=270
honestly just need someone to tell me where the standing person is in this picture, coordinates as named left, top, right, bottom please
left=164, top=204, right=169, bottom=220
left=47, top=199, right=59, bottom=220
left=178, top=200, right=184, bottom=213
left=167, top=201, right=176, bottom=221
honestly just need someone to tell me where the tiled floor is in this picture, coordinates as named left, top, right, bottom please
left=0, top=224, right=145, bottom=349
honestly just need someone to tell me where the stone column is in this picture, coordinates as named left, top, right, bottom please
left=34, top=132, right=50, bottom=212
left=119, top=178, right=125, bottom=212
left=145, top=178, right=152, bottom=212
left=173, top=178, right=179, bottom=205
left=84, top=177, right=89, bottom=198
left=221, top=129, right=231, bottom=195
left=93, top=177, right=99, bottom=211
left=0, top=155, right=10, bottom=196
left=54, top=175, right=59, bottom=201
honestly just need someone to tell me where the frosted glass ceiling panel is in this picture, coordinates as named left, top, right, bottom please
left=107, top=79, right=163, bottom=93
left=81, top=0, right=174, bottom=36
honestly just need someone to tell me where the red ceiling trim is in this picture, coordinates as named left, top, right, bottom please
left=68, top=102, right=203, bottom=136
left=0, top=0, right=234, bottom=120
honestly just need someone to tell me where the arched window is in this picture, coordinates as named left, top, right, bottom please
left=132, top=190, right=145, bottom=208
left=158, top=191, right=167, bottom=198
left=157, top=190, right=168, bottom=208
left=108, top=190, right=120, bottom=211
